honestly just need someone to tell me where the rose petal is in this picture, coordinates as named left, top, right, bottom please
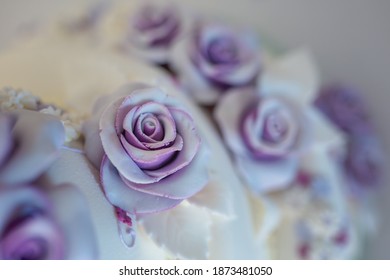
left=100, top=96, right=157, bottom=184
left=83, top=89, right=128, bottom=169
left=220, top=56, right=260, bottom=85
left=143, top=108, right=200, bottom=179
left=123, top=101, right=177, bottom=149
left=120, top=140, right=208, bottom=200
left=214, top=88, right=256, bottom=156
left=0, top=186, right=50, bottom=233
left=132, top=11, right=179, bottom=47
left=236, top=154, right=299, bottom=193
left=0, top=110, right=65, bottom=185
left=83, top=115, right=105, bottom=169
left=0, top=215, right=64, bottom=260
left=115, top=85, right=181, bottom=135
left=134, top=114, right=163, bottom=142
left=193, top=24, right=260, bottom=85
left=207, top=37, right=239, bottom=64
left=134, top=5, right=170, bottom=31
left=171, top=39, right=220, bottom=105
left=120, top=134, right=183, bottom=170
left=143, top=114, right=177, bottom=149
left=314, top=84, right=370, bottom=134
left=120, top=105, right=146, bottom=149
left=242, top=97, right=299, bottom=158
left=100, top=156, right=182, bottom=214
left=48, top=184, right=98, bottom=260
left=196, top=45, right=259, bottom=86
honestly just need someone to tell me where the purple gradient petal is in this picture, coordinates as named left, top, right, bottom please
left=143, top=108, right=200, bottom=179
left=240, top=97, right=299, bottom=158
left=220, top=57, right=260, bottom=85
left=142, top=114, right=177, bottom=150
left=0, top=110, right=65, bottom=185
left=192, top=23, right=260, bottom=86
left=207, top=37, right=239, bottom=64
left=131, top=4, right=180, bottom=47
left=100, top=97, right=157, bottom=184
left=134, top=5, right=171, bottom=31
left=0, top=216, right=64, bottom=260
left=120, top=142, right=209, bottom=200
left=100, top=156, right=182, bottom=214
left=262, top=112, right=289, bottom=143
left=83, top=114, right=105, bottom=169
left=122, top=105, right=147, bottom=150
left=134, top=113, right=163, bottom=142
left=115, top=85, right=180, bottom=135
left=314, top=84, right=371, bottom=134
left=0, top=186, right=65, bottom=260
left=126, top=4, right=182, bottom=64
left=120, top=134, right=183, bottom=170
left=123, top=101, right=177, bottom=148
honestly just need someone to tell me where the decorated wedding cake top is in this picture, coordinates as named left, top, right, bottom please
left=0, top=0, right=383, bottom=259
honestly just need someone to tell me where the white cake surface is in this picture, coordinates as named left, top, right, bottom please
left=0, top=28, right=271, bottom=259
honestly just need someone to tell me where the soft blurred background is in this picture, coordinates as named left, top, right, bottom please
left=1, top=0, right=389, bottom=259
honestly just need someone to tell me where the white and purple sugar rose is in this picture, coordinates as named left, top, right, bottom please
left=0, top=184, right=97, bottom=260
left=0, top=109, right=97, bottom=259
left=315, top=84, right=383, bottom=188
left=0, top=186, right=64, bottom=260
left=214, top=50, right=323, bottom=193
left=315, top=84, right=371, bottom=135
left=125, top=3, right=182, bottom=65
left=215, top=88, right=305, bottom=193
left=171, top=21, right=261, bottom=105
left=83, top=83, right=209, bottom=215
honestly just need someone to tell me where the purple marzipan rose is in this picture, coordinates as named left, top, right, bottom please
left=315, top=84, right=371, bottom=135
left=126, top=4, right=181, bottom=65
left=172, top=22, right=261, bottom=105
left=215, top=88, right=306, bottom=193
left=344, top=137, right=383, bottom=187
left=0, top=110, right=65, bottom=185
left=0, top=184, right=97, bottom=260
left=83, top=83, right=209, bottom=215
